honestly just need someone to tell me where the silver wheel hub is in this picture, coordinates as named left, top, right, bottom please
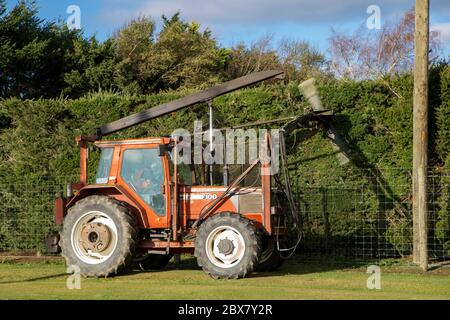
left=205, top=226, right=246, bottom=268
left=71, top=211, right=118, bottom=265
left=217, top=239, right=235, bottom=256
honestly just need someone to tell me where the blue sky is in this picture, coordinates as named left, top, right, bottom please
left=5, top=0, right=450, bottom=57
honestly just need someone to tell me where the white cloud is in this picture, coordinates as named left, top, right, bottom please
left=136, top=0, right=413, bottom=26
left=98, top=0, right=450, bottom=28
left=432, top=23, right=450, bottom=43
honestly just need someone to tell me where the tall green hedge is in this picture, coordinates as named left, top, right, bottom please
left=0, top=64, right=449, bottom=256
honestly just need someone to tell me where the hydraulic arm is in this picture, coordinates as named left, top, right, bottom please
left=92, top=70, right=284, bottom=139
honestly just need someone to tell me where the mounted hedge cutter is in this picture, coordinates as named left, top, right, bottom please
left=54, top=71, right=335, bottom=279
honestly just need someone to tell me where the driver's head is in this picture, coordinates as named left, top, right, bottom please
left=132, top=167, right=151, bottom=189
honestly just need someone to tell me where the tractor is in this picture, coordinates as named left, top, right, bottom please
left=54, top=70, right=334, bottom=279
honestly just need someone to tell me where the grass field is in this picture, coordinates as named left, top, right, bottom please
left=0, top=255, right=449, bottom=300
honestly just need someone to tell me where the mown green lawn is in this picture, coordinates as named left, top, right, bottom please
left=0, top=255, right=449, bottom=300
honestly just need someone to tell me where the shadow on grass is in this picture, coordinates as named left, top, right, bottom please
left=0, top=254, right=380, bottom=284
left=0, top=272, right=67, bottom=285
left=252, top=254, right=369, bottom=278
left=427, top=260, right=450, bottom=271
left=123, top=254, right=370, bottom=278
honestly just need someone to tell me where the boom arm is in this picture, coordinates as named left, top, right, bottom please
left=281, top=109, right=333, bottom=136
left=92, top=70, right=284, bottom=139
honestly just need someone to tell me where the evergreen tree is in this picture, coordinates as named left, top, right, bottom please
left=0, top=1, right=81, bottom=98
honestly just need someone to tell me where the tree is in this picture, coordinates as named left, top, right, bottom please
left=114, top=13, right=229, bottom=93
left=225, top=35, right=329, bottom=82
left=0, top=0, right=5, bottom=16
left=277, top=39, right=330, bottom=81
left=63, top=37, right=119, bottom=97
left=0, top=1, right=83, bottom=99
left=114, top=17, right=155, bottom=94
left=225, top=35, right=280, bottom=79
left=329, top=8, right=440, bottom=83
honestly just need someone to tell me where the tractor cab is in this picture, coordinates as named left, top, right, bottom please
left=67, top=137, right=175, bottom=230
left=95, top=138, right=170, bottom=220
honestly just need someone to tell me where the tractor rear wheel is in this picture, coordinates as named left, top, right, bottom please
left=59, top=196, right=137, bottom=277
left=256, top=237, right=284, bottom=272
left=194, top=212, right=261, bottom=279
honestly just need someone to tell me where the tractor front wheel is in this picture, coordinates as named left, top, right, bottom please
left=59, top=196, right=137, bottom=277
left=194, top=212, right=261, bottom=279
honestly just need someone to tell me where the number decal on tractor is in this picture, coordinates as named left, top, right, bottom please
left=183, top=193, right=218, bottom=201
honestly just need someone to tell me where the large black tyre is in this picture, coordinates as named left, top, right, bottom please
left=59, top=196, right=137, bottom=277
left=194, top=212, right=261, bottom=279
left=256, top=236, right=284, bottom=272
left=134, top=253, right=174, bottom=271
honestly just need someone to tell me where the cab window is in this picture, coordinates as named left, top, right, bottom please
left=95, top=148, right=113, bottom=184
left=120, top=148, right=165, bottom=216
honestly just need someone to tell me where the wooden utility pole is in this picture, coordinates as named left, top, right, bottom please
left=412, top=0, right=429, bottom=271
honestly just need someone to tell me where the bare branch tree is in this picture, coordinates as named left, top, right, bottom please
left=225, top=35, right=279, bottom=79
left=226, top=35, right=329, bottom=81
left=329, top=8, right=441, bottom=83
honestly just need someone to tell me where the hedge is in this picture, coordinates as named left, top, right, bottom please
left=0, top=63, right=449, bottom=256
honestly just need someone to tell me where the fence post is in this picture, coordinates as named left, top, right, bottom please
left=412, top=0, right=429, bottom=271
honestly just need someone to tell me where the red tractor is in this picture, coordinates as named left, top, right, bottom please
left=54, top=70, right=333, bottom=279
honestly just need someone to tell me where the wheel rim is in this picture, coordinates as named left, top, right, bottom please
left=205, top=226, right=246, bottom=268
left=71, top=211, right=118, bottom=264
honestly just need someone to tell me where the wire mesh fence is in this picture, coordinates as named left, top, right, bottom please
left=0, top=176, right=74, bottom=252
left=0, top=169, right=448, bottom=262
left=293, top=168, right=449, bottom=261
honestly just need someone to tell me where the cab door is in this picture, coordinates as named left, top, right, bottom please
left=117, top=145, right=171, bottom=228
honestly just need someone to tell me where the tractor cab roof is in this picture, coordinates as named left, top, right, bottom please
left=94, top=137, right=172, bottom=148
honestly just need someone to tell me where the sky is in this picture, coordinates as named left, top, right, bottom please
left=5, top=0, right=450, bottom=57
